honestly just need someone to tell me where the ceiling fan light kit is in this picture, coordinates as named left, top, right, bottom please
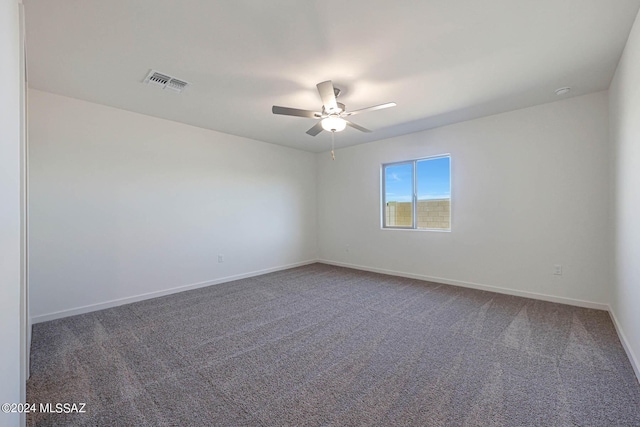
left=321, top=116, right=347, bottom=132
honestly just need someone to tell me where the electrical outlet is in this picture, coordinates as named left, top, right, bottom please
left=345, top=244, right=350, bottom=253
left=218, top=254, right=224, bottom=263
left=553, top=264, right=562, bottom=276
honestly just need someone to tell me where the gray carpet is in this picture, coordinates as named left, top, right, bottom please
left=27, top=263, right=640, bottom=426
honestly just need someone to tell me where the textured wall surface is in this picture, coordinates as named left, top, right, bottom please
left=318, top=92, right=611, bottom=306
left=609, top=8, right=640, bottom=379
left=29, top=90, right=318, bottom=320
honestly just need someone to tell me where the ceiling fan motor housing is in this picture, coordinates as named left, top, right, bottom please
left=323, top=102, right=345, bottom=115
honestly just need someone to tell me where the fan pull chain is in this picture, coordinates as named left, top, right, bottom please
left=331, top=131, right=335, bottom=160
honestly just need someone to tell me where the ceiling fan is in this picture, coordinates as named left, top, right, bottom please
left=272, top=80, right=396, bottom=136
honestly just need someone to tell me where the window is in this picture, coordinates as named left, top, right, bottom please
left=382, top=155, right=451, bottom=230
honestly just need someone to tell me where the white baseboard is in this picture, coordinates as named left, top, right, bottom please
left=318, top=259, right=609, bottom=311
left=30, top=259, right=319, bottom=324
left=607, top=306, right=640, bottom=384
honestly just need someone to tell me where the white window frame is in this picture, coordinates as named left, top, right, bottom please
left=381, top=154, right=451, bottom=231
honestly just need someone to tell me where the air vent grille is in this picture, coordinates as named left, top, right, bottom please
left=143, top=70, right=189, bottom=93
left=165, top=78, right=188, bottom=92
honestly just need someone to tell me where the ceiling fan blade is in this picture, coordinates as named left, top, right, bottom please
left=316, top=80, right=338, bottom=112
left=306, top=121, right=324, bottom=136
left=344, top=102, right=396, bottom=116
left=345, top=120, right=372, bottom=133
left=272, top=106, right=321, bottom=118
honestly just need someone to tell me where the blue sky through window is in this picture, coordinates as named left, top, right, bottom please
left=385, top=163, right=413, bottom=203
left=385, top=157, right=450, bottom=202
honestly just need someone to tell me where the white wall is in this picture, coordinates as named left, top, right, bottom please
left=0, top=0, right=25, bottom=425
left=609, top=9, right=640, bottom=379
left=29, top=89, right=317, bottom=321
left=318, top=92, right=611, bottom=308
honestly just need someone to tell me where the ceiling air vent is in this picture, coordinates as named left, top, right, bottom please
left=165, top=78, right=188, bottom=93
left=143, top=70, right=189, bottom=93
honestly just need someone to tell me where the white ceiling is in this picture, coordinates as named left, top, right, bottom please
left=24, top=0, right=640, bottom=152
